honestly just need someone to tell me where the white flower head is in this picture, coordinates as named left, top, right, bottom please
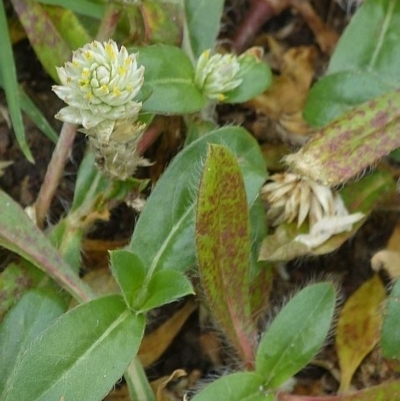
left=52, top=40, right=144, bottom=132
left=261, top=173, right=350, bottom=228
left=194, top=50, right=242, bottom=101
left=261, top=172, right=365, bottom=249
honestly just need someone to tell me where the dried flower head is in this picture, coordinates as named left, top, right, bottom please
left=87, top=118, right=150, bottom=180
left=194, top=50, right=242, bottom=101
left=52, top=40, right=144, bottom=134
left=261, top=173, right=349, bottom=228
left=261, top=172, right=365, bottom=249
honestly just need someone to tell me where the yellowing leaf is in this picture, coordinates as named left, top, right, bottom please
left=336, top=274, right=386, bottom=393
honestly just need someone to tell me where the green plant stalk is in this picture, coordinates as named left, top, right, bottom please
left=285, top=89, right=400, bottom=186
left=126, top=357, right=156, bottom=401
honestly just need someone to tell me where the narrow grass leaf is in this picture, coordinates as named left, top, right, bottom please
left=0, top=1, right=33, bottom=161
left=2, top=295, right=145, bottom=401
left=18, top=90, right=58, bottom=143
left=196, top=144, right=257, bottom=366
left=0, top=289, right=65, bottom=395
left=256, top=282, right=336, bottom=388
left=336, top=275, right=386, bottom=393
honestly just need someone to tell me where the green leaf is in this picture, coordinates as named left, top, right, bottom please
left=36, top=0, right=105, bottom=19
left=138, top=269, right=194, bottom=312
left=304, top=71, right=396, bottom=127
left=0, top=0, right=33, bottom=161
left=335, top=380, right=400, bottom=401
left=224, top=54, right=272, bottom=104
left=45, top=5, right=91, bottom=50
left=304, top=0, right=400, bottom=126
left=2, top=295, right=145, bottom=401
left=110, top=250, right=147, bottom=310
left=11, top=0, right=71, bottom=82
left=140, top=1, right=184, bottom=46
left=18, top=90, right=58, bottom=143
left=0, top=289, right=66, bottom=395
left=287, top=89, right=400, bottom=186
left=381, top=279, right=400, bottom=360
left=128, top=126, right=266, bottom=274
left=183, top=0, right=224, bottom=60
left=256, top=282, right=336, bottom=388
left=139, top=44, right=206, bottom=114
left=328, top=0, right=400, bottom=78
left=0, top=189, right=93, bottom=303
left=191, top=372, right=269, bottom=401
left=196, top=144, right=257, bottom=366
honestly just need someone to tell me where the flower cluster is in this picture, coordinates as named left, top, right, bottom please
left=53, top=40, right=147, bottom=180
left=194, top=50, right=242, bottom=101
left=261, top=173, right=364, bottom=248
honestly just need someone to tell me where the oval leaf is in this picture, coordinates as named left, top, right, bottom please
left=110, top=250, right=147, bottom=310
left=336, top=275, right=386, bottom=393
left=183, top=0, right=224, bottom=60
left=139, top=44, right=206, bottom=114
left=0, top=289, right=66, bottom=395
left=256, top=282, right=336, bottom=388
left=138, top=270, right=194, bottom=312
left=190, top=372, right=268, bottom=401
left=304, top=0, right=400, bottom=127
left=196, top=144, right=257, bottom=366
left=2, top=295, right=145, bottom=401
left=224, top=54, right=272, bottom=104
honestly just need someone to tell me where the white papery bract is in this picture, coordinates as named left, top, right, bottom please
left=261, top=173, right=364, bottom=248
left=53, top=40, right=144, bottom=135
left=194, top=50, right=242, bottom=101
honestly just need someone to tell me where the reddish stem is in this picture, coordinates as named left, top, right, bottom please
left=35, top=123, right=77, bottom=228
left=137, top=119, right=164, bottom=156
left=232, top=0, right=289, bottom=53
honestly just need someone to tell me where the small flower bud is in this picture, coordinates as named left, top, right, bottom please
left=194, top=50, right=242, bottom=101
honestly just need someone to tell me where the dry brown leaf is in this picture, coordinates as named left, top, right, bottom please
left=152, top=369, right=188, bottom=401
left=371, top=222, right=400, bottom=279
left=138, top=299, right=197, bottom=367
left=249, top=45, right=316, bottom=141
left=335, top=274, right=386, bottom=393
left=82, top=238, right=128, bottom=269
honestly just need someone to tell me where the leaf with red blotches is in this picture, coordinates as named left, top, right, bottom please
left=196, top=144, right=258, bottom=368
left=336, top=275, right=386, bottom=393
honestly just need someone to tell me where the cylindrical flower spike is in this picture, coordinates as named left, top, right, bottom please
left=194, top=50, right=242, bottom=101
left=53, top=40, right=144, bottom=135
